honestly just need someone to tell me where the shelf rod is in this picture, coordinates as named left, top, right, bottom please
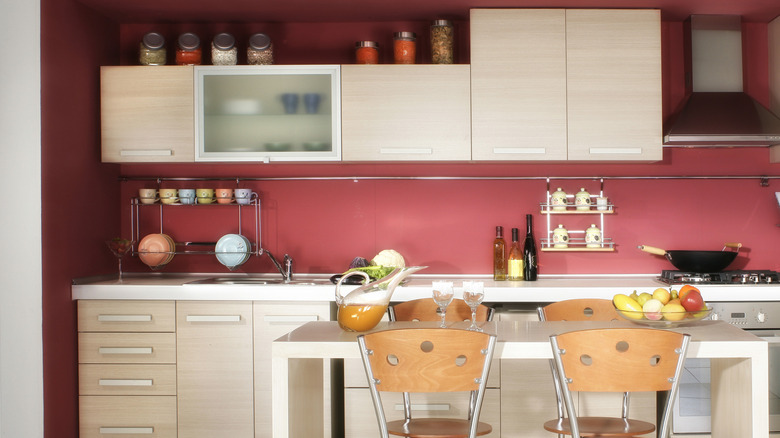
left=119, top=175, right=779, bottom=183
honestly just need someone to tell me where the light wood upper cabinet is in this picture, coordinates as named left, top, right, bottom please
left=341, top=65, right=471, bottom=161
left=100, top=66, right=195, bottom=162
left=471, top=9, right=662, bottom=161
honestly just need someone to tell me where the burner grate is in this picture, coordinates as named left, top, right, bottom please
left=659, top=270, right=779, bottom=285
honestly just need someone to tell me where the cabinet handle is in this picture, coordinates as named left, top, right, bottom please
left=394, top=403, right=450, bottom=412
left=97, top=314, right=153, bottom=322
left=98, top=347, right=153, bottom=355
left=98, top=379, right=153, bottom=387
left=99, top=427, right=154, bottom=434
left=379, top=148, right=433, bottom=155
left=185, top=315, right=242, bottom=323
left=119, top=149, right=173, bottom=157
left=588, top=147, right=642, bottom=155
left=262, top=315, right=319, bottom=324
left=493, top=147, right=546, bottom=154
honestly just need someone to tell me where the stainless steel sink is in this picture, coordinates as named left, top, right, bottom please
left=187, top=277, right=332, bottom=286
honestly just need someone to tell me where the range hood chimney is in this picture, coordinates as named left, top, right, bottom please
left=663, top=15, right=780, bottom=146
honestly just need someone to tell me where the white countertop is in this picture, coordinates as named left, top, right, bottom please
left=72, top=272, right=780, bottom=302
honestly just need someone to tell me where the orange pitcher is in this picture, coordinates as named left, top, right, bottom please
left=335, top=266, right=426, bottom=332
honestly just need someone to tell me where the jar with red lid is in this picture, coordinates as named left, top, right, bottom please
left=176, top=32, right=202, bottom=65
left=355, top=41, right=379, bottom=64
left=393, top=32, right=416, bottom=64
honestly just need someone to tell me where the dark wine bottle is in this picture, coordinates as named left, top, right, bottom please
left=523, top=214, right=538, bottom=281
left=493, top=226, right=507, bottom=281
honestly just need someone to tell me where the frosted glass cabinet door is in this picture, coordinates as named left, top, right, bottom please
left=195, top=65, right=341, bottom=162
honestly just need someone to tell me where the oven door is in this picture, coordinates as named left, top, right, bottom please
left=672, top=328, right=780, bottom=434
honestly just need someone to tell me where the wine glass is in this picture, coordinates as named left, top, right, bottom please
left=432, top=281, right=454, bottom=328
left=463, top=281, right=485, bottom=331
left=106, top=238, right=134, bottom=282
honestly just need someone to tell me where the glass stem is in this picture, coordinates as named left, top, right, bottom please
left=440, top=308, right=447, bottom=328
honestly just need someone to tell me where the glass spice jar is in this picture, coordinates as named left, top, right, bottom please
left=176, top=32, right=202, bottom=65
left=139, top=32, right=166, bottom=65
left=247, top=33, right=274, bottom=65
left=393, top=32, right=416, bottom=64
left=355, top=41, right=379, bottom=64
left=211, top=33, right=237, bottom=65
left=430, top=20, right=454, bottom=64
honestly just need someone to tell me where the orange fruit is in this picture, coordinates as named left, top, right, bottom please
left=679, top=285, right=700, bottom=300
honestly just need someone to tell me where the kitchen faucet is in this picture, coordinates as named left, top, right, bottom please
left=264, top=249, right=293, bottom=282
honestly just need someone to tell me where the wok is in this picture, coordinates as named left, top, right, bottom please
left=638, top=243, right=742, bottom=273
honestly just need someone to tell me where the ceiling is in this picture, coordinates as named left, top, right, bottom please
left=77, top=0, right=780, bottom=24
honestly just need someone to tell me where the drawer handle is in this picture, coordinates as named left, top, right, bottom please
left=98, top=347, right=153, bottom=355
left=185, top=315, right=242, bottom=323
left=492, top=147, right=546, bottom=154
left=98, top=379, right=153, bottom=387
left=99, top=427, right=154, bottom=434
left=262, top=315, right=319, bottom=323
left=97, top=314, right=153, bottom=322
left=119, top=149, right=172, bottom=156
left=588, top=147, right=642, bottom=155
left=379, top=148, right=433, bottom=155
left=394, top=403, right=451, bottom=412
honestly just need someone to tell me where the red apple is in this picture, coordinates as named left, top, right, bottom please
left=680, top=290, right=704, bottom=312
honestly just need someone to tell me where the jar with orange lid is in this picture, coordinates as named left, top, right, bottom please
left=393, top=32, right=416, bottom=64
left=355, top=41, right=379, bottom=64
left=176, top=32, right=202, bottom=65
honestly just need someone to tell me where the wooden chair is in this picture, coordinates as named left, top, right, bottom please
left=389, top=298, right=495, bottom=323
left=547, top=328, right=690, bottom=438
left=357, top=328, right=497, bottom=438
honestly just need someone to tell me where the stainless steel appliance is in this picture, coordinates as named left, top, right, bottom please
left=665, top=270, right=780, bottom=434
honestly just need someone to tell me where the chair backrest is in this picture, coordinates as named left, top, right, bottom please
left=538, top=298, right=620, bottom=322
left=550, top=328, right=690, bottom=438
left=389, top=298, right=495, bottom=322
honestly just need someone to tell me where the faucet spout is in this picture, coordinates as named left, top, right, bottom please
left=264, top=249, right=293, bottom=282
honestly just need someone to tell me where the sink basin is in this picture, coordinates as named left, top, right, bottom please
left=187, top=277, right=332, bottom=286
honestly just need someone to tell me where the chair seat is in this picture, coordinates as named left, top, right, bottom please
left=543, top=416, right=656, bottom=437
left=388, top=418, right=493, bottom=438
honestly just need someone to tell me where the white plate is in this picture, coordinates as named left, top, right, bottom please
left=215, top=234, right=250, bottom=269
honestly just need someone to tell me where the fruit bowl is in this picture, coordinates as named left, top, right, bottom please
left=614, top=305, right=713, bottom=328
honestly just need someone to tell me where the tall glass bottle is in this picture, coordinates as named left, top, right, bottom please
left=493, top=226, right=507, bottom=281
left=523, top=214, right=538, bottom=281
left=507, top=227, right=523, bottom=280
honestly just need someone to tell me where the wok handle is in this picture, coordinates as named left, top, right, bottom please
left=638, top=245, right=667, bottom=256
left=723, top=242, right=742, bottom=252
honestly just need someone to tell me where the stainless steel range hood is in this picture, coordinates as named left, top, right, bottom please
left=663, top=15, right=780, bottom=146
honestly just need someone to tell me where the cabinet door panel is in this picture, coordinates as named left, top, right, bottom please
left=566, top=9, right=662, bottom=161
left=177, top=301, right=254, bottom=438
left=471, top=9, right=568, bottom=161
left=342, top=65, right=471, bottom=161
left=101, top=66, right=195, bottom=162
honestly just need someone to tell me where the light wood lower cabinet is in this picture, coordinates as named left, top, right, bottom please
left=79, top=395, right=177, bottom=438
left=177, top=301, right=255, bottom=438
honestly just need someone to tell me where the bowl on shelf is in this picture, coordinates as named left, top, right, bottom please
left=264, top=142, right=292, bottom=151
left=215, top=233, right=251, bottom=270
left=138, top=233, right=175, bottom=268
left=303, top=141, right=330, bottom=151
left=614, top=305, right=712, bottom=328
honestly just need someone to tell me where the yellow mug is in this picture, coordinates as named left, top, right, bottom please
left=159, top=188, right=178, bottom=204
left=138, top=188, right=157, bottom=205
left=196, top=188, right=215, bottom=204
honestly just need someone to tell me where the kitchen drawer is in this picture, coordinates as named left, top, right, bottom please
left=80, top=395, right=176, bottom=438
left=78, top=300, right=175, bottom=333
left=344, top=388, right=500, bottom=438
left=343, top=357, right=501, bottom=388
left=79, top=364, right=176, bottom=396
left=78, top=332, right=176, bottom=364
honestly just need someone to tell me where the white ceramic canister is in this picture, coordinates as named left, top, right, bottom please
left=575, top=188, right=591, bottom=211
left=551, top=187, right=567, bottom=211
left=552, top=224, right=569, bottom=248
left=585, top=224, right=602, bottom=248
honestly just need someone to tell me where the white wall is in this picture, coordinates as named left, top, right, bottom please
left=0, top=0, right=44, bottom=436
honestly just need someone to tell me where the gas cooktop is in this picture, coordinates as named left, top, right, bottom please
left=659, top=270, right=779, bottom=285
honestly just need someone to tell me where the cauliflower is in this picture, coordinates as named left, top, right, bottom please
left=371, top=249, right=406, bottom=268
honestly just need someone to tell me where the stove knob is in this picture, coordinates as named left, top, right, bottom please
left=757, top=312, right=766, bottom=323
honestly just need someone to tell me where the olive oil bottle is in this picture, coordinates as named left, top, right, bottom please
left=493, top=226, right=507, bottom=281
left=507, top=227, right=523, bottom=280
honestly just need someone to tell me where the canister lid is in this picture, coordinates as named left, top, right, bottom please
left=355, top=41, right=379, bottom=49
left=141, top=32, right=165, bottom=50
left=432, top=20, right=452, bottom=26
left=393, top=32, right=416, bottom=41
left=248, top=33, right=272, bottom=50
left=212, top=33, right=235, bottom=51
left=177, top=32, right=200, bottom=50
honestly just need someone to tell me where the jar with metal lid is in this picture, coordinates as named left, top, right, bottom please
left=355, top=41, right=379, bottom=64
left=139, top=32, right=166, bottom=65
left=393, top=32, right=416, bottom=64
left=247, top=33, right=274, bottom=65
left=176, top=33, right=202, bottom=65
left=430, top=20, right=454, bottom=64
left=585, top=224, right=602, bottom=248
left=553, top=224, right=569, bottom=248
left=211, top=33, right=237, bottom=65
